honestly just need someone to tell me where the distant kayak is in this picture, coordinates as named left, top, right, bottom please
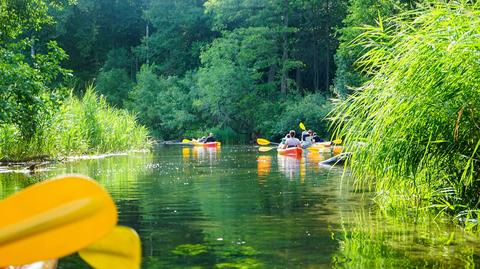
left=192, top=141, right=221, bottom=147
left=319, top=152, right=351, bottom=166
left=277, top=147, right=302, bottom=156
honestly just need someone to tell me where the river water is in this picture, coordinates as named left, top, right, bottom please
left=0, top=146, right=479, bottom=268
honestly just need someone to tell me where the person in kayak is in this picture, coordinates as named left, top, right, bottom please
left=302, top=130, right=314, bottom=148
left=284, top=130, right=301, bottom=148
left=301, top=130, right=309, bottom=141
left=279, top=134, right=291, bottom=147
left=312, top=132, right=324, bottom=142
left=205, top=133, right=216, bottom=143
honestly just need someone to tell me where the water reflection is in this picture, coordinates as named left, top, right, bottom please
left=331, top=206, right=480, bottom=268
left=277, top=154, right=301, bottom=180
left=257, top=155, right=271, bottom=178
left=192, top=146, right=220, bottom=165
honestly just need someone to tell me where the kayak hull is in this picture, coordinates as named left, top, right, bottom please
left=192, top=141, right=221, bottom=147
left=203, top=142, right=221, bottom=148
left=277, top=147, right=302, bottom=156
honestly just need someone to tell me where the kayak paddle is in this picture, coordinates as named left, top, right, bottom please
left=333, top=138, right=342, bottom=144
left=256, top=138, right=279, bottom=146
left=258, top=146, right=274, bottom=152
left=299, top=122, right=306, bottom=131
left=0, top=175, right=117, bottom=267
left=306, top=146, right=321, bottom=153
left=79, top=226, right=141, bottom=269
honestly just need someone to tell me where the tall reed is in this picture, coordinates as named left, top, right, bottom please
left=330, top=1, right=480, bottom=221
left=0, top=86, right=150, bottom=161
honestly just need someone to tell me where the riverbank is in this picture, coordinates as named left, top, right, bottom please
left=0, top=150, right=151, bottom=174
left=0, top=87, right=151, bottom=163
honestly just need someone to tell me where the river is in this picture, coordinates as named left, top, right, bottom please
left=0, top=146, right=478, bottom=268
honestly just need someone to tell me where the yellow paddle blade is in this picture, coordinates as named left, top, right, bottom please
left=306, top=146, right=320, bottom=153
left=258, top=146, right=274, bottom=152
left=333, top=138, right=342, bottom=144
left=299, top=122, right=306, bottom=131
left=256, top=138, right=271, bottom=146
left=79, top=226, right=141, bottom=269
left=182, top=139, right=190, bottom=143
left=0, top=175, right=117, bottom=267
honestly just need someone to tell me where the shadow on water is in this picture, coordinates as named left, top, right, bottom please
left=0, top=146, right=478, bottom=268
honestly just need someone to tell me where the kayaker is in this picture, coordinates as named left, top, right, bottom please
left=279, top=134, right=291, bottom=148
left=285, top=130, right=301, bottom=148
left=205, top=133, right=216, bottom=143
left=302, top=130, right=314, bottom=147
left=301, top=130, right=309, bottom=141
left=198, top=136, right=207, bottom=143
left=312, top=132, right=323, bottom=142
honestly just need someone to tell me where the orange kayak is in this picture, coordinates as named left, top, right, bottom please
left=277, top=147, right=302, bottom=156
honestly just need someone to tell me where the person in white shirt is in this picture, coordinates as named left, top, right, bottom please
left=284, top=130, right=301, bottom=148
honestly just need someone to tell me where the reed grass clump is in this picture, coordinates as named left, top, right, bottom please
left=331, top=1, right=480, bottom=222
left=0, top=86, right=150, bottom=161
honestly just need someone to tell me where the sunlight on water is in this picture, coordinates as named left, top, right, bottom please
left=0, top=146, right=478, bottom=268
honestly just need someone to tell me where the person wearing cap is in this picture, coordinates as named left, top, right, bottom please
left=312, top=132, right=323, bottom=143
left=300, top=130, right=312, bottom=148
left=205, top=133, right=216, bottom=143
left=301, top=130, right=309, bottom=141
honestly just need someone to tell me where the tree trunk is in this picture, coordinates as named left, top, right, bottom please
left=280, top=0, right=289, bottom=95
left=324, top=44, right=330, bottom=91
left=268, top=65, right=276, bottom=83
left=296, top=68, right=301, bottom=91
left=313, top=42, right=319, bottom=91
left=324, top=0, right=331, bottom=91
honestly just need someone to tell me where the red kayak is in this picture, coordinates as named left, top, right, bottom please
left=203, top=142, right=221, bottom=148
left=277, top=147, right=302, bottom=156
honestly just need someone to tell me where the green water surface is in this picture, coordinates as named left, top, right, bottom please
left=0, top=146, right=479, bottom=268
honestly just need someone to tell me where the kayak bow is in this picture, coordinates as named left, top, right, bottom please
left=277, top=147, right=302, bottom=156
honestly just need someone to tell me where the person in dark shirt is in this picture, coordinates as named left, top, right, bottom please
left=205, top=133, right=216, bottom=143
left=312, top=132, right=324, bottom=142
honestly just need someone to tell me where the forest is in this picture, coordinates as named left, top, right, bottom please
left=2, top=0, right=419, bottom=144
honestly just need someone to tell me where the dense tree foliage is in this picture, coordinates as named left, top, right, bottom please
left=332, top=0, right=419, bottom=96
left=49, top=0, right=146, bottom=84
left=0, top=0, right=149, bottom=159
left=48, top=0, right=348, bottom=140
left=0, top=0, right=71, bottom=138
left=136, top=0, right=215, bottom=76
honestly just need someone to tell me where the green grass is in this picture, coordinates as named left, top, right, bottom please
left=0, top=86, right=150, bottom=161
left=330, top=1, right=480, bottom=224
